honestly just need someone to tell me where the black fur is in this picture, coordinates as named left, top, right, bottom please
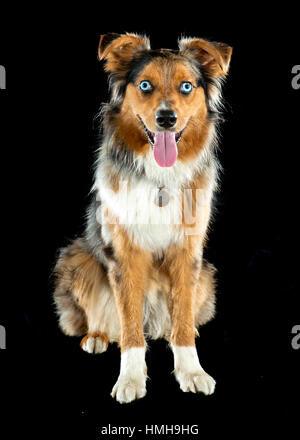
left=102, top=245, right=116, bottom=261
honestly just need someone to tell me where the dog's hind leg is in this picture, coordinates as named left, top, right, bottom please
left=53, top=238, right=120, bottom=353
left=53, top=239, right=89, bottom=337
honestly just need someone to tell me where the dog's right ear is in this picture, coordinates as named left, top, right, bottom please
left=98, top=33, right=150, bottom=73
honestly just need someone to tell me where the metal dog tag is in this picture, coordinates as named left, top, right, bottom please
left=155, top=187, right=169, bottom=207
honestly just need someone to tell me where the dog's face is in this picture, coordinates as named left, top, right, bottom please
left=124, top=55, right=208, bottom=167
left=98, top=34, right=232, bottom=167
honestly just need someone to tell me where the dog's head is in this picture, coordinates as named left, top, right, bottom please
left=98, top=33, right=232, bottom=167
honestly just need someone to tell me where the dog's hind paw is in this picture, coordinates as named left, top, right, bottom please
left=111, top=374, right=146, bottom=404
left=175, top=369, right=216, bottom=395
left=80, top=332, right=109, bottom=354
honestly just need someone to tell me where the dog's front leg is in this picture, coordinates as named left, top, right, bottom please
left=166, top=243, right=216, bottom=395
left=108, top=228, right=151, bottom=404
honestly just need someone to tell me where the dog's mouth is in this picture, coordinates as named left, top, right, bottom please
left=139, top=117, right=185, bottom=146
left=138, top=116, right=186, bottom=168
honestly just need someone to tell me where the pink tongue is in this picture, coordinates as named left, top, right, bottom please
left=153, top=132, right=178, bottom=167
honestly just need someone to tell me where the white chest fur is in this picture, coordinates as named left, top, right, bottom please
left=97, top=176, right=184, bottom=254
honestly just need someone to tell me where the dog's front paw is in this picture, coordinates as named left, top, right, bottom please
left=175, top=369, right=216, bottom=395
left=111, top=374, right=147, bottom=404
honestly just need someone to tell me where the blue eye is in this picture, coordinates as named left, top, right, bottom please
left=180, top=82, right=193, bottom=94
left=139, top=80, right=153, bottom=93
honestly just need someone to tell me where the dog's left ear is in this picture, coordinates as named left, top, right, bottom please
left=98, top=33, right=150, bottom=73
left=179, top=38, right=232, bottom=77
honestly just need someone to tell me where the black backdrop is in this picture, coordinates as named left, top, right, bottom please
left=0, top=4, right=299, bottom=438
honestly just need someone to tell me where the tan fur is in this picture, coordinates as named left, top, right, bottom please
left=106, top=221, right=152, bottom=351
left=179, top=38, right=232, bottom=77
left=108, top=170, right=122, bottom=193
left=98, top=33, right=150, bottom=73
left=54, top=238, right=216, bottom=348
left=54, top=239, right=120, bottom=343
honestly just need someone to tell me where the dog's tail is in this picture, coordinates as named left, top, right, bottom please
left=53, top=238, right=102, bottom=337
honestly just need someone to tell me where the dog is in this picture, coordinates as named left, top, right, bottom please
left=54, top=33, right=232, bottom=404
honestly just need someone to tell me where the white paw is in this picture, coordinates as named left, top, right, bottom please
left=111, top=374, right=147, bottom=404
left=81, top=336, right=108, bottom=354
left=175, top=369, right=216, bottom=395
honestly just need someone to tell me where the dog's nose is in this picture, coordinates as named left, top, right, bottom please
left=156, top=109, right=177, bottom=129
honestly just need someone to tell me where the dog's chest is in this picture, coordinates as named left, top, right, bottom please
left=99, top=178, right=184, bottom=253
